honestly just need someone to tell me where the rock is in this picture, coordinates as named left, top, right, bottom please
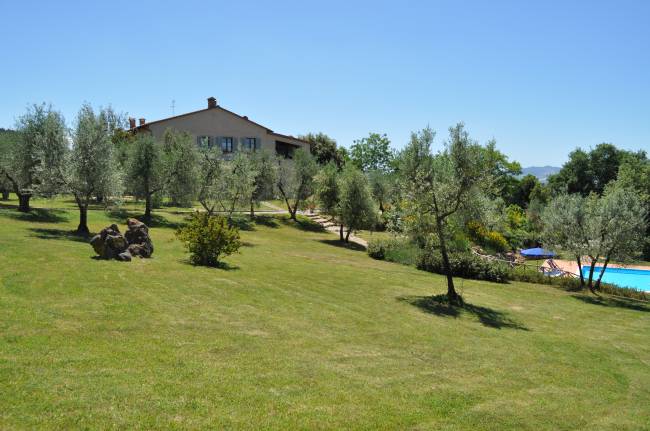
left=117, top=251, right=132, bottom=261
left=89, top=219, right=154, bottom=261
left=124, top=218, right=154, bottom=258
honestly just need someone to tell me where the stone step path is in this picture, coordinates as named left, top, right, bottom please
left=304, top=213, right=368, bottom=248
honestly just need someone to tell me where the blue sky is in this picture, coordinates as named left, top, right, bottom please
left=1, top=0, right=648, bottom=166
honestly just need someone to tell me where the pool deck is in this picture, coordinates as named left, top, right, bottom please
left=549, top=259, right=650, bottom=276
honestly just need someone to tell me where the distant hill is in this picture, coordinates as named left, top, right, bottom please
left=520, top=166, right=560, bottom=182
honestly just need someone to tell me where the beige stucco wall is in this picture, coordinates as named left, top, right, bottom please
left=142, top=107, right=309, bottom=155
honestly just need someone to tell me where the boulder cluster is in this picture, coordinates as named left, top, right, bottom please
left=90, top=218, right=154, bottom=261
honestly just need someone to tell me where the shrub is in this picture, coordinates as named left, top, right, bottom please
left=176, top=212, right=241, bottom=267
left=367, top=236, right=420, bottom=265
left=466, top=220, right=509, bottom=253
left=367, top=238, right=387, bottom=260
left=417, top=249, right=510, bottom=283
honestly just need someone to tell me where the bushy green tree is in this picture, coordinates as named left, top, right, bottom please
left=315, top=162, right=343, bottom=239
left=176, top=212, right=241, bottom=267
left=196, top=150, right=256, bottom=220
left=617, top=156, right=650, bottom=259
left=63, top=104, right=123, bottom=234
left=277, top=148, right=318, bottom=220
left=1, top=104, right=67, bottom=212
left=197, top=146, right=223, bottom=216
left=127, top=134, right=166, bottom=221
left=402, top=124, right=492, bottom=304
left=0, top=129, right=22, bottom=200
left=543, top=183, right=647, bottom=292
left=339, top=166, right=377, bottom=242
left=350, top=132, right=393, bottom=172
left=162, top=129, right=199, bottom=207
left=250, top=150, right=277, bottom=217
left=300, top=132, right=346, bottom=167
left=548, top=143, right=645, bottom=196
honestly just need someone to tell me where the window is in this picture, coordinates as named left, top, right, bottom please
left=244, top=137, right=257, bottom=152
left=221, top=137, right=234, bottom=153
left=197, top=136, right=210, bottom=149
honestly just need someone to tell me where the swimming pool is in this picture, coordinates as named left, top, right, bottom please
left=581, top=266, right=650, bottom=291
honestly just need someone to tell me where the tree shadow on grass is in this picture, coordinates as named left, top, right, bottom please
left=178, top=258, right=240, bottom=271
left=28, top=228, right=90, bottom=243
left=0, top=206, right=68, bottom=223
left=274, top=214, right=325, bottom=232
left=571, top=294, right=650, bottom=313
left=107, top=209, right=183, bottom=230
left=252, top=215, right=280, bottom=229
left=397, top=294, right=529, bottom=330
left=317, top=239, right=366, bottom=252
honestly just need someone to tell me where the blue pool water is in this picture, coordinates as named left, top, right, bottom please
left=581, top=266, right=650, bottom=291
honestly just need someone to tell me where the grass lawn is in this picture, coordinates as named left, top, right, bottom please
left=1, top=195, right=650, bottom=430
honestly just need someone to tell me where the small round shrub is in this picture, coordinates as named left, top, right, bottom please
left=176, top=212, right=241, bottom=267
left=367, top=238, right=387, bottom=260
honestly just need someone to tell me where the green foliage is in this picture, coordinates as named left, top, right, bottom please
left=175, top=212, right=241, bottom=267
left=466, top=220, right=509, bottom=252
left=65, top=104, right=123, bottom=232
left=339, top=165, right=377, bottom=237
left=277, top=148, right=318, bottom=219
left=482, top=140, right=521, bottom=201
left=401, top=123, right=494, bottom=299
left=314, top=161, right=341, bottom=217
left=510, top=174, right=541, bottom=208
left=127, top=134, right=165, bottom=200
left=2, top=104, right=67, bottom=200
left=162, top=129, right=199, bottom=207
left=543, top=183, right=647, bottom=291
left=417, top=249, right=510, bottom=283
left=300, top=132, right=346, bottom=167
left=350, top=132, right=394, bottom=172
left=367, top=236, right=420, bottom=265
left=251, top=149, right=278, bottom=210
left=548, top=143, right=646, bottom=196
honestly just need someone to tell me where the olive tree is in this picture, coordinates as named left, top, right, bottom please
left=250, top=150, right=277, bottom=217
left=62, top=104, right=123, bottom=234
left=542, top=194, right=590, bottom=287
left=543, top=183, right=646, bottom=293
left=162, top=129, right=199, bottom=207
left=1, top=104, right=67, bottom=212
left=402, top=124, right=491, bottom=305
left=126, top=134, right=167, bottom=221
left=315, top=162, right=343, bottom=239
left=197, top=150, right=256, bottom=220
left=197, top=146, right=223, bottom=216
left=277, top=148, right=318, bottom=221
left=339, top=165, right=377, bottom=242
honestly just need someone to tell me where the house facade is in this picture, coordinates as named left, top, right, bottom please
left=130, top=97, right=310, bottom=158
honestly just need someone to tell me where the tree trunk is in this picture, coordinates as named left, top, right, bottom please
left=594, top=256, right=611, bottom=291
left=437, top=217, right=461, bottom=305
left=250, top=200, right=255, bottom=218
left=345, top=228, right=351, bottom=243
left=587, top=257, right=599, bottom=294
left=17, top=193, right=31, bottom=212
left=77, top=205, right=90, bottom=235
left=289, top=207, right=297, bottom=221
left=1, top=190, right=8, bottom=201
left=576, top=255, right=585, bottom=287
left=144, top=193, right=152, bottom=221
left=339, top=224, right=344, bottom=241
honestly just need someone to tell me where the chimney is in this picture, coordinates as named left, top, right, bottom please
left=128, top=117, right=136, bottom=129
left=207, top=97, right=217, bottom=109
left=139, top=118, right=145, bottom=126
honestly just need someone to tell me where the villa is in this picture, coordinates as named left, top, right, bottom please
left=129, top=97, right=310, bottom=158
